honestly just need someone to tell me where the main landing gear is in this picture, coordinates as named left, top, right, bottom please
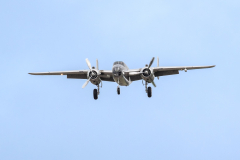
left=145, top=81, right=152, bottom=98
left=93, top=89, right=98, bottom=100
left=93, top=85, right=100, bottom=100
left=147, top=86, right=152, bottom=97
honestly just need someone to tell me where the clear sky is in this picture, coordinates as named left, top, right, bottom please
left=0, top=0, right=240, bottom=160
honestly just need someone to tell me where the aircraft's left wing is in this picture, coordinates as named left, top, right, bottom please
left=153, top=65, right=215, bottom=77
left=124, top=65, right=215, bottom=81
left=153, top=65, right=215, bottom=72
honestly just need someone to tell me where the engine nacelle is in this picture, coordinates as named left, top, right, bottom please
left=87, top=69, right=101, bottom=85
left=140, top=67, right=155, bottom=83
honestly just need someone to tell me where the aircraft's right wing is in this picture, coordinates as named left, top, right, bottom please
left=66, top=70, right=115, bottom=82
left=29, top=70, right=88, bottom=80
left=29, top=70, right=115, bottom=82
left=99, top=70, right=115, bottom=82
left=28, top=70, right=88, bottom=75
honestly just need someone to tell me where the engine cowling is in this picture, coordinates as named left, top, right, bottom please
left=88, top=69, right=101, bottom=85
left=140, top=67, right=155, bottom=83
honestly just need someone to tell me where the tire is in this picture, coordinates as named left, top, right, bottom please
left=93, top=89, right=98, bottom=100
left=117, top=88, right=120, bottom=95
left=147, top=87, right=152, bottom=98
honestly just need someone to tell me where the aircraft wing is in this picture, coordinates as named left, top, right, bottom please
left=28, top=70, right=88, bottom=75
left=153, top=65, right=215, bottom=77
left=28, top=70, right=115, bottom=82
left=124, top=65, right=215, bottom=81
left=153, top=65, right=215, bottom=72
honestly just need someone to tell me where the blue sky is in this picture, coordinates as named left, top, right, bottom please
left=0, top=0, right=240, bottom=159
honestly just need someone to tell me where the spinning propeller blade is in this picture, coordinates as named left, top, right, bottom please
left=85, top=58, right=92, bottom=70
left=82, top=58, right=101, bottom=88
left=151, top=81, right=157, bottom=87
left=148, top=57, right=155, bottom=68
left=82, top=78, right=90, bottom=88
left=96, top=59, right=99, bottom=70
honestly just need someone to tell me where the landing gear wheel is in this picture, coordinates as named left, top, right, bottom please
left=117, top=87, right=120, bottom=95
left=147, top=87, right=152, bottom=98
left=93, top=89, right=98, bottom=100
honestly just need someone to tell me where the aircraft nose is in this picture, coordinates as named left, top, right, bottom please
left=117, top=71, right=121, bottom=76
left=113, top=66, right=122, bottom=76
left=114, top=71, right=122, bottom=76
left=113, top=66, right=122, bottom=77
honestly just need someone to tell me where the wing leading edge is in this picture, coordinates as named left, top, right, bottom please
left=28, top=70, right=113, bottom=75
left=28, top=70, right=88, bottom=75
left=153, top=65, right=215, bottom=72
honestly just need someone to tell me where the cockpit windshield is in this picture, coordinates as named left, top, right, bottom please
left=113, top=61, right=124, bottom=66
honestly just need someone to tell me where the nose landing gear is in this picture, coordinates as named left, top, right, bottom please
left=117, top=86, right=120, bottom=95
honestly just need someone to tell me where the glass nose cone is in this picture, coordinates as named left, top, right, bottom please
left=113, top=66, right=122, bottom=76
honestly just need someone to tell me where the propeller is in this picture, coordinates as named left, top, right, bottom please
left=129, top=57, right=156, bottom=76
left=96, top=59, right=99, bottom=70
left=151, top=81, right=156, bottom=87
left=82, top=78, right=90, bottom=88
left=148, top=57, right=155, bottom=68
left=85, top=58, right=92, bottom=71
left=82, top=58, right=100, bottom=88
left=146, top=57, right=157, bottom=87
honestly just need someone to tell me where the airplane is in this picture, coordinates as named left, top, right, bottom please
left=29, top=57, right=215, bottom=100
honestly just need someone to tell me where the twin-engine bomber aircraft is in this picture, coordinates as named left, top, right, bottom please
left=29, top=57, right=215, bottom=100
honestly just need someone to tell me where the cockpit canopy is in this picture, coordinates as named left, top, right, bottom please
left=113, top=61, right=125, bottom=66
left=113, top=61, right=129, bottom=70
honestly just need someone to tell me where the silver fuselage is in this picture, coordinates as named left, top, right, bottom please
left=112, top=61, right=130, bottom=86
